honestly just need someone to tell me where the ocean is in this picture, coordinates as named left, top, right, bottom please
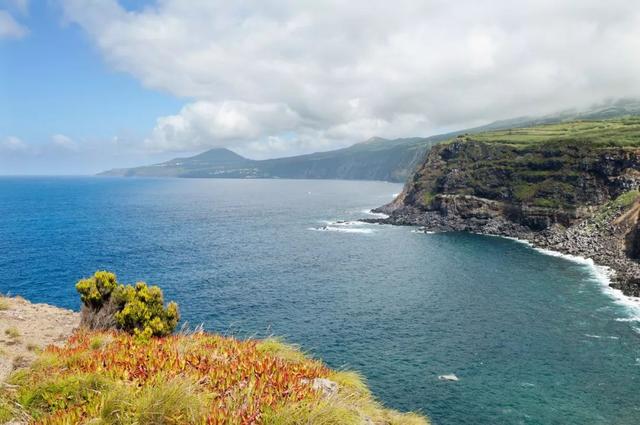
left=1, top=176, right=639, bottom=425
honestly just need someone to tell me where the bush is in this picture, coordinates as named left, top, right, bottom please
left=76, top=271, right=118, bottom=308
left=76, top=271, right=180, bottom=338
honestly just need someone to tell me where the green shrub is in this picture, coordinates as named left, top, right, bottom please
left=113, top=282, right=180, bottom=338
left=76, top=271, right=118, bottom=308
left=76, top=271, right=180, bottom=338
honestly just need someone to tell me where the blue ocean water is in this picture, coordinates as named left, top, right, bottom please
left=1, top=176, right=640, bottom=425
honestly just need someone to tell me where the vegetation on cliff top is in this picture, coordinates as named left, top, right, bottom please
left=0, top=273, right=429, bottom=425
left=462, top=117, right=640, bottom=147
left=0, top=332, right=427, bottom=424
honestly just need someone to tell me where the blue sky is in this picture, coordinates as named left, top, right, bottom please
left=2, top=0, right=640, bottom=174
left=1, top=1, right=183, bottom=173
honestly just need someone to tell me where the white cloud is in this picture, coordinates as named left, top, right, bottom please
left=51, top=134, right=78, bottom=151
left=61, top=0, right=640, bottom=157
left=0, top=9, right=27, bottom=39
left=1, top=136, right=29, bottom=152
left=144, top=101, right=301, bottom=153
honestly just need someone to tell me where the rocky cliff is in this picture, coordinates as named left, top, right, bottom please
left=373, top=118, right=640, bottom=296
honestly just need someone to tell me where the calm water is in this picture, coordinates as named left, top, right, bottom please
left=1, top=177, right=640, bottom=425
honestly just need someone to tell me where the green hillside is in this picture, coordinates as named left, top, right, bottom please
left=467, top=117, right=640, bottom=147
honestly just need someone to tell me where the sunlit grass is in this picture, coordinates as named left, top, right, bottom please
left=462, top=117, right=640, bottom=147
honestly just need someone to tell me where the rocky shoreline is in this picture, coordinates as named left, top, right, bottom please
left=364, top=197, right=640, bottom=298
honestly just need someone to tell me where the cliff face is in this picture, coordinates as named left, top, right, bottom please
left=376, top=119, right=640, bottom=296
left=396, top=139, right=640, bottom=230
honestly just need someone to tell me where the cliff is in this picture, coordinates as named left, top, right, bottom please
left=374, top=118, right=640, bottom=296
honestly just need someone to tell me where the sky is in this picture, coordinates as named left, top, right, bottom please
left=1, top=1, right=640, bottom=174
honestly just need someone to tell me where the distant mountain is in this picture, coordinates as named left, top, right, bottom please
left=99, top=98, right=640, bottom=182
left=103, top=148, right=252, bottom=178
left=100, top=136, right=442, bottom=182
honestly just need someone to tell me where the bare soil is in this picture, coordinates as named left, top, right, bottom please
left=0, top=296, right=79, bottom=382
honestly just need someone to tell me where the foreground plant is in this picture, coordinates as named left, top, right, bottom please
left=76, top=271, right=179, bottom=338
left=0, top=331, right=428, bottom=424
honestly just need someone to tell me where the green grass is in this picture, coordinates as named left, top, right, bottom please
left=463, top=117, right=640, bottom=147
left=612, top=190, right=640, bottom=209
left=256, top=337, right=308, bottom=364
left=263, top=369, right=427, bottom=425
left=4, top=327, right=20, bottom=339
left=0, top=398, right=14, bottom=423
left=422, top=192, right=435, bottom=205
left=97, top=377, right=207, bottom=425
left=16, top=373, right=110, bottom=419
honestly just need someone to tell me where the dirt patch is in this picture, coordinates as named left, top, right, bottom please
left=0, top=296, right=79, bottom=382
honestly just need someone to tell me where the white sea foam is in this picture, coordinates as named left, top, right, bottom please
left=361, top=209, right=389, bottom=219
left=320, top=220, right=367, bottom=227
left=496, top=235, right=640, bottom=323
left=584, top=334, right=619, bottom=340
left=308, top=226, right=374, bottom=234
left=411, top=228, right=437, bottom=234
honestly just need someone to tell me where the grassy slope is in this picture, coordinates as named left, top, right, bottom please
left=0, top=331, right=428, bottom=425
left=466, top=117, right=640, bottom=147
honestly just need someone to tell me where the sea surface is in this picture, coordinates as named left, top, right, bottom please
left=1, top=177, right=640, bottom=425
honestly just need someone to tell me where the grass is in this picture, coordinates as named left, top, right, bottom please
left=422, top=192, right=435, bottom=206
left=585, top=189, right=640, bottom=232
left=612, top=189, right=640, bottom=209
left=263, top=369, right=427, bottom=425
left=0, top=298, right=9, bottom=311
left=4, top=327, right=20, bottom=339
left=0, top=331, right=429, bottom=424
left=0, top=398, right=14, bottom=423
left=465, top=117, right=640, bottom=147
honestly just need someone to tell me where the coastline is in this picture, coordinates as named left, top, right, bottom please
left=362, top=207, right=640, bottom=322
left=490, top=232, right=640, bottom=322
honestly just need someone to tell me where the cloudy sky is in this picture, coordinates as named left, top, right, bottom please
left=2, top=0, right=640, bottom=174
